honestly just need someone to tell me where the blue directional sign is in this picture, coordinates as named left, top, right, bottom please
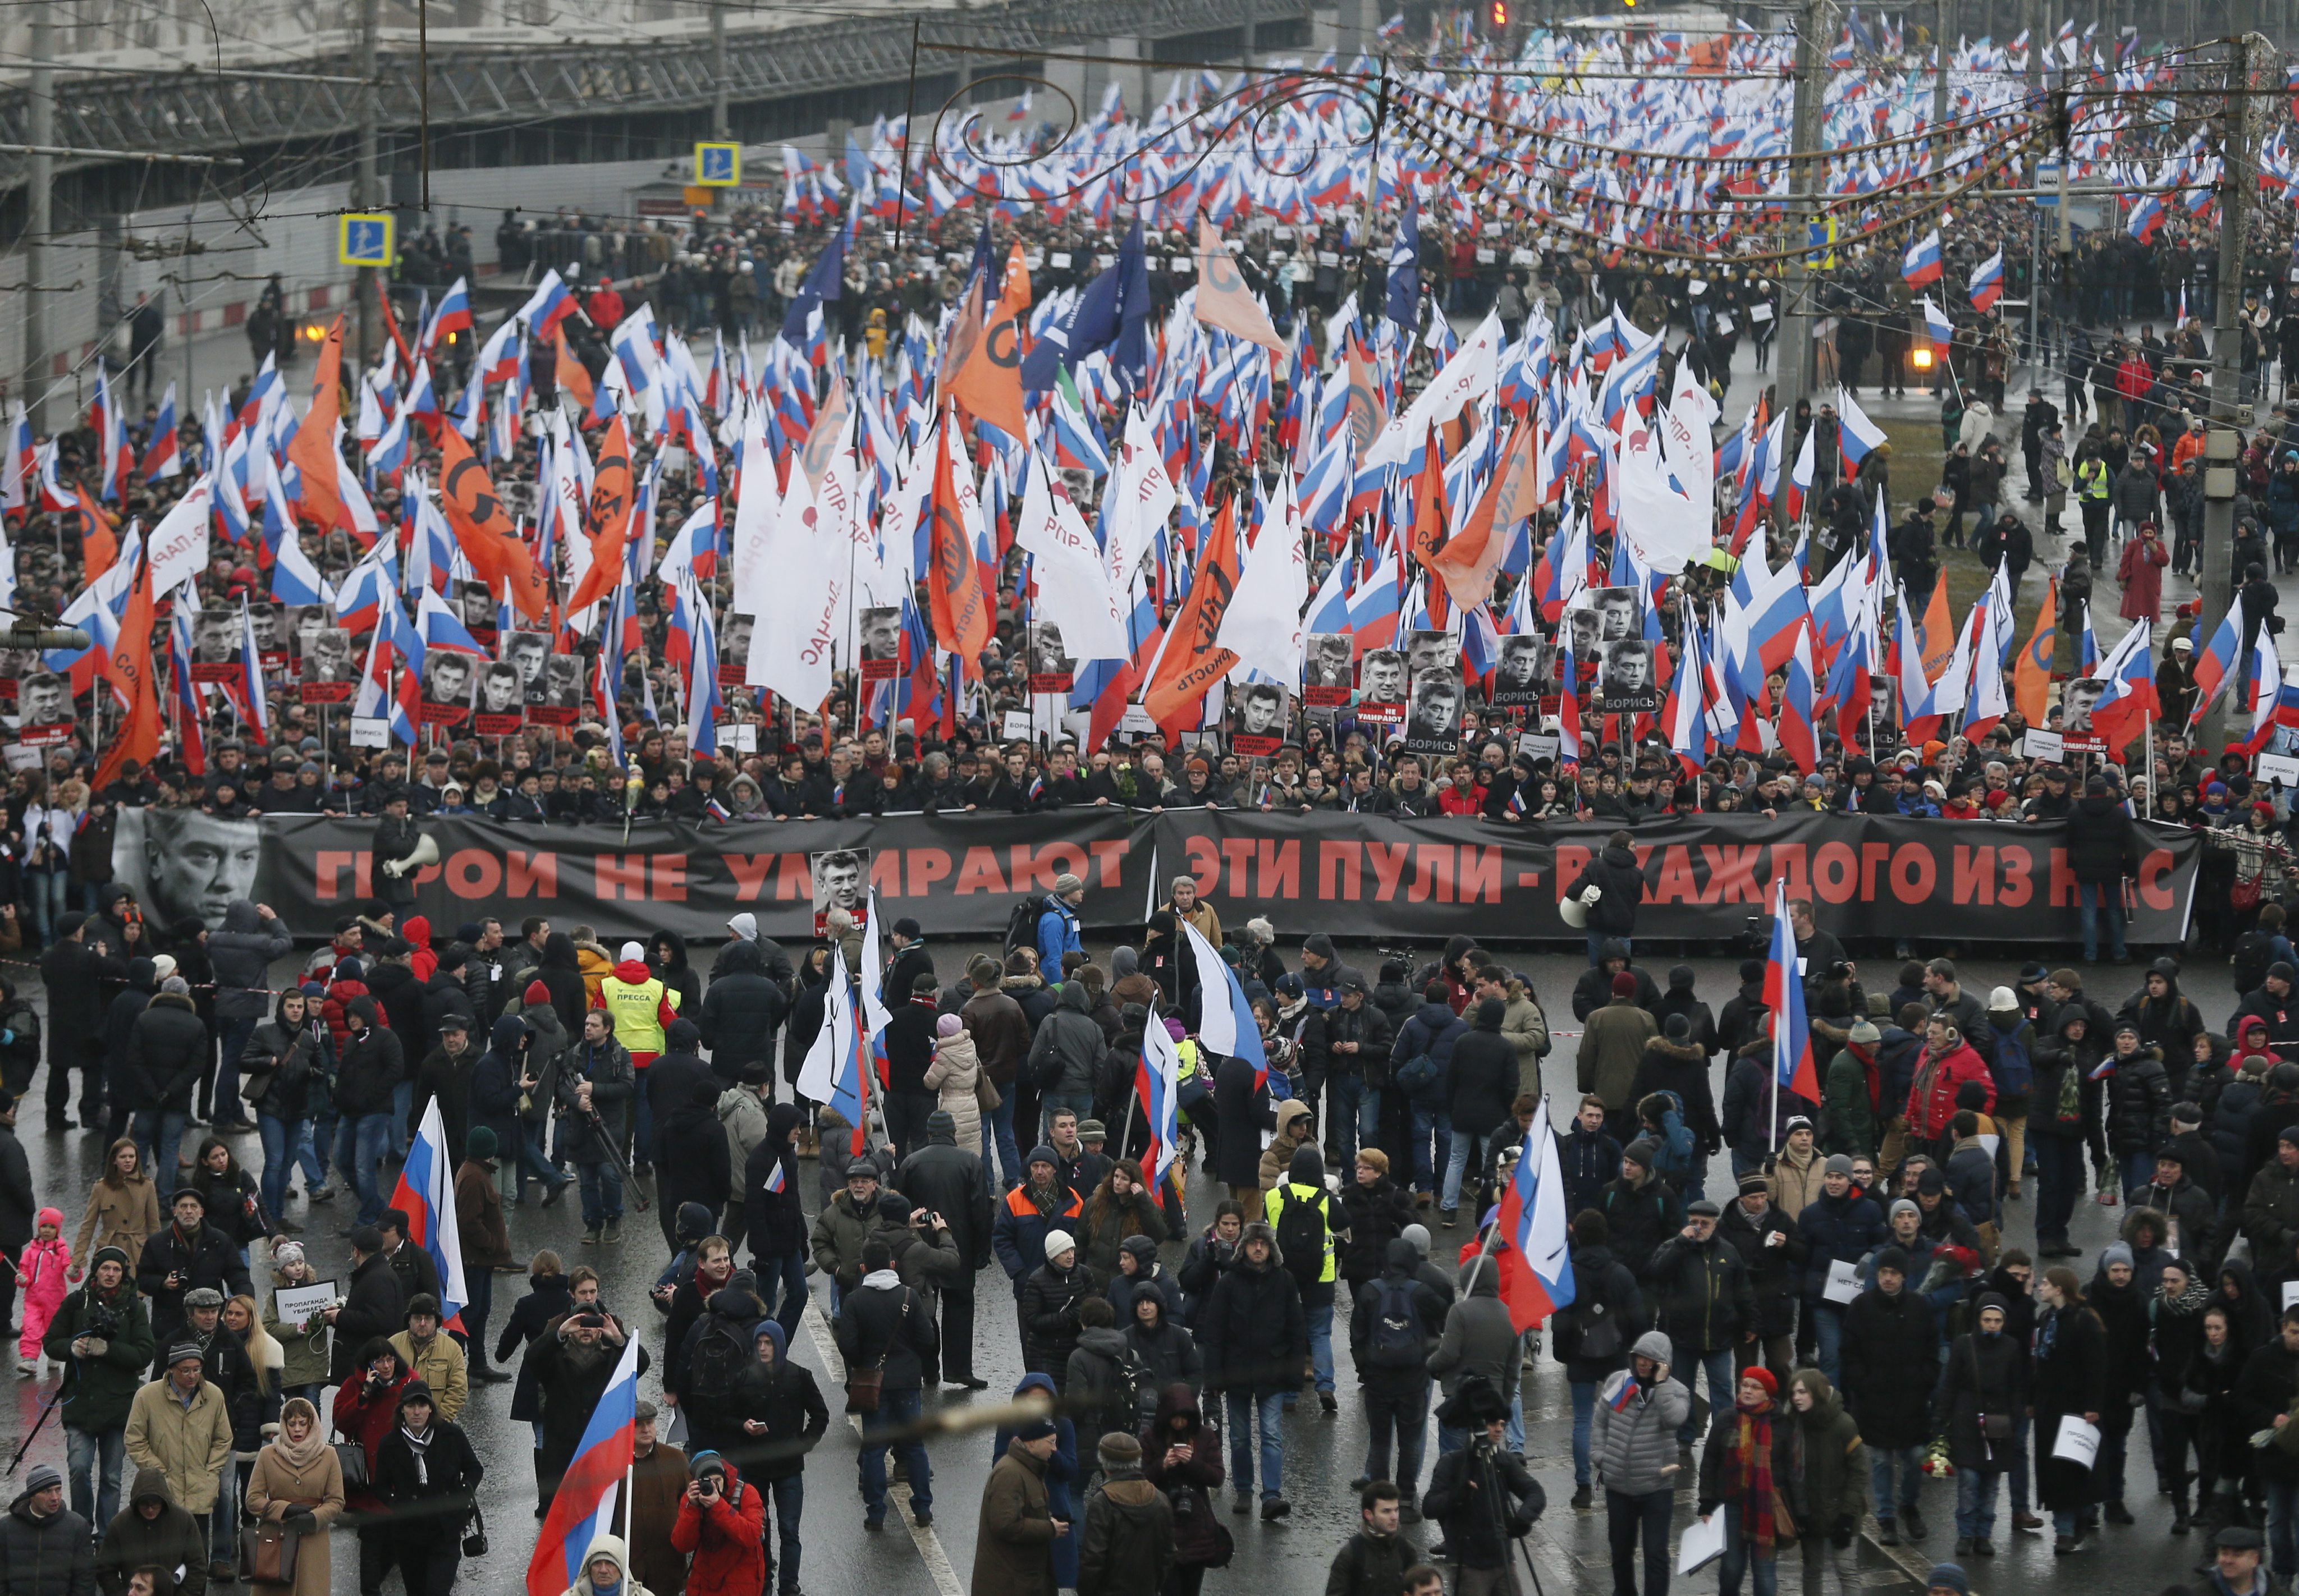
left=338, top=213, right=394, bottom=268
left=694, top=142, right=741, bottom=186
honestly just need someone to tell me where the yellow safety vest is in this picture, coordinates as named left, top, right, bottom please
left=1265, top=1181, right=1337, bottom=1285
left=602, top=974, right=677, bottom=1058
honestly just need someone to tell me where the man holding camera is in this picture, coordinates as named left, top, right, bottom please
left=671, top=1452, right=766, bottom=1596
left=1423, top=1377, right=1544, bottom=1596
left=43, top=1244, right=155, bottom=1531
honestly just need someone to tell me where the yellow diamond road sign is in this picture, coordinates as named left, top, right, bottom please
left=694, top=143, right=740, bottom=186
left=338, top=213, right=393, bottom=268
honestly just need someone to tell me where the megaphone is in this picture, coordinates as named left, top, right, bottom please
left=382, top=833, right=441, bottom=878
left=1559, top=883, right=1600, bottom=930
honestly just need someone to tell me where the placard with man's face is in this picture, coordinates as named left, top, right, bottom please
left=1233, top=683, right=1289, bottom=754
left=2061, top=676, right=2105, bottom=733
left=14, top=672, right=73, bottom=730
left=502, top=631, right=549, bottom=700
left=1304, top=634, right=1353, bottom=691
left=474, top=659, right=526, bottom=735
left=1358, top=649, right=1407, bottom=704
left=1402, top=670, right=1462, bottom=754
left=420, top=652, right=475, bottom=727
left=1867, top=675, right=1897, bottom=733
left=288, top=606, right=332, bottom=659
left=1491, top=635, right=1553, bottom=708
left=298, top=627, right=356, bottom=701
left=811, top=849, right=869, bottom=930
left=1025, top=622, right=1073, bottom=691
left=859, top=607, right=901, bottom=663
left=1403, top=629, right=1459, bottom=680
left=1597, top=639, right=1660, bottom=712
left=1591, top=586, right=1641, bottom=643
left=191, top=609, right=239, bottom=667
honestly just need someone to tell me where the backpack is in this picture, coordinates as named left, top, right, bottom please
left=1646, top=1092, right=1697, bottom=1183
left=1271, top=1186, right=1327, bottom=1291
left=1394, top=1048, right=1443, bottom=1100
left=1573, top=1281, right=1624, bottom=1361
left=1364, top=1278, right=1425, bottom=1367
left=1103, top=1346, right=1153, bottom=1435
left=2234, top=929, right=2276, bottom=998
left=1003, top=898, right=1041, bottom=960
left=684, top=1315, right=750, bottom=1405
left=1990, top=1025, right=2033, bottom=1097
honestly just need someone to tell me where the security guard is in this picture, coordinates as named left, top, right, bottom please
left=600, top=939, right=679, bottom=1172
left=1264, top=1138, right=1345, bottom=1412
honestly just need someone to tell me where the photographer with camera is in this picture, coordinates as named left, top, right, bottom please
left=1423, top=1375, right=1544, bottom=1596
left=670, top=1452, right=764, bottom=1596
left=372, top=1381, right=483, bottom=1596
left=43, top=1243, right=155, bottom=1530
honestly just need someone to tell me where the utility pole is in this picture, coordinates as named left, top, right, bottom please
left=2199, top=0, right=2255, bottom=754
left=710, top=0, right=729, bottom=140
left=21, top=10, right=53, bottom=434
left=356, top=0, right=381, bottom=369
left=1930, top=0, right=1950, bottom=146
left=1772, top=0, right=1828, bottom=503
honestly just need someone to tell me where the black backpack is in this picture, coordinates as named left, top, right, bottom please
left=1104, top=1346, right=1153, bottom=1435
left=2234, top=929, right=2276, bottom=998
left=1004, top=898, right=1042, bottom=959
left=1366, top=1278, right=1426, bottom=1368
left=1272, top=1186, right=1327, bottom=1291
left=685, top=1316, right=750, bottom=1405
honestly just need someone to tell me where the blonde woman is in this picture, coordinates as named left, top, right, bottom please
left=243, top=1396, right=345, bottom=1596
left=72, top=1139, right=161, bottom=1277
left=222, top=1293, right=283, bottom=1510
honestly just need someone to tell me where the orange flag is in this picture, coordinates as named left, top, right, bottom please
left=93, top=553, right=158, bottom=790
left=287, top=315, right=346, bottom=533
left=1142, top=497, right=1244, bottom=727
left=1342, top=341, right=1386, bottom=455
left=946, top=256, right=1029, bottom=443
left=438, top=426, right=550, bottom=620
left=553, top=329, right=596, bottom=418
left=1433, top=418, right=1538, bottom=612
left=927, top=410, right=992, bottom=662
left=1191, top=219, right=1286, bottom=353
left=565, top=416, right=633, bottom=614
left=74, top=484, right=118, bottom=581
left=1407, top=432, right=1452, bottom=628
left=1918, top=569, right=1955, bottom=683
left=2012, top=576, right=2058, bottom=728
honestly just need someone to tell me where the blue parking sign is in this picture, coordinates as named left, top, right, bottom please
left=694, top=142, right=740, bottom=187
left=338, top=213, right=394, bottom=268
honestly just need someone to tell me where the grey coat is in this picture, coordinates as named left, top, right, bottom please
left=1593, top=1332, right=1692, bottom=1496
left=206, top=902, right=291, bottom=1024
left=1426, top=1259, right=1521, bottom=1404
left=1029, top=984, right=1104, bottom=1094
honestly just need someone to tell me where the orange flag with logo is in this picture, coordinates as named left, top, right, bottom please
left=553, top=329, right=596, bottom=418
left=927, top=410, right=992, bottom=662
left=438, top=426, right=549, bottom=620
left=74, top=484, right=118, bottom=581
left=1434, top=418, right=1538, bottom=612
left=1142, top=497, right=1244, bottom=727
left=2013, top=576, right=2058, bottom=727
left=565, top=415, right=633, bottom=614
left=946, top=253, right=1030, bottom=443
left=1918, top=569, right=1955, bottom=683
left=93, top=553, right=158, bottom=790
left=1192, top=219, right=1286, bottom=353
left=287, top=315, right=346, bottom=533
left=1407, top=432, right=1452, bottom=628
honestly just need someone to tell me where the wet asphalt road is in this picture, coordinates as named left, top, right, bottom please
left=0, top=938, right=2240, bottom=1595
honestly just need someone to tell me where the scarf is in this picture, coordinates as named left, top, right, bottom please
left=271, top=1414, right=329, bottom=1474
left=1848, top=1041, right=1881, bottom=1113
left=2161, top=1276, right=2212, bottom=1317
left=399, top=1424, right=434, bottom=1485
left=1730, top=1399, right=1778, bottom=1549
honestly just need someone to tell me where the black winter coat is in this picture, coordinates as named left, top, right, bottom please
left=1567, top=842, right=1645, bottom=935
left=697, top=939, right=790, bottom=1080
left=2064, top=795, right=2137, bottom=884
left=328, top=1251, right=406, bottom=1383
left=833, top=1278, right=938, bottom=1392
left=1939, top=1331, right=2027, bottom=1471
left=0, top=1489, right=97, bottom=1596
left=1199, top=1254, right=1306, bottom=1398
left=134, top=1222, right=251, bottom=1345
left=1718, top=1201, right=1807, bottom=1339
left=122, top=994, right=205, bottom=1113
left=655, top=1097, right=731, bottom=1231
left=1645, top=1233, right=1755, bottom=1352
left=1339, top=1177, right=1417, bottom=1286
left=372, top=1420, right=483, bottom=1545
left=896, top=1138, right=995, bottom=1271
left=1209, top=1056, right=1274, bottom=1189
left=1447, top=1023, right=1519, bottom=1141
left=1842, top=1286, right=1937, bottom=1449
left=1019, top=1262, right=1092, bottom=1386
left=1423, top=1443, right=1542, bottom=1570
left=1549, top=1242, right=1646, bottom=1383
left=726, top=1354, right=830, bottom=1482
left=335, top=1025, right=406, bottom=1118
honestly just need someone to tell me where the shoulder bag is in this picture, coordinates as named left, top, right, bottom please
left=845, top=1293, right=909, bottom=1415
left=330, top=1427, right=370, bottom=1492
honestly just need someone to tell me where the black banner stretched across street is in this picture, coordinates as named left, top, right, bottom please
left=113, top=808, right=2201, bottom=948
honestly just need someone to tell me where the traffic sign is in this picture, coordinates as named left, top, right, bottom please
left=338, top=213, right=394, bottom=269
left=694, top=142, right=740, bottom=186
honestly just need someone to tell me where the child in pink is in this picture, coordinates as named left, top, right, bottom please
left=17, top=1207, right=70, bottom=1370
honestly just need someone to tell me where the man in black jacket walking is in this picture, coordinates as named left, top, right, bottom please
left=832, top=1238, right=940, bottom=1532
left=1565, top=831, right=1646, bottom=966
left=333, top=997, right=405, bottom=1228
left=124, top=978, right=205, bottom=1200
left=896, top=1109, right=994, bottom=1389
left=1442, top=1000, right=1519, bottom=1226
left=42, top=914, right=114, bottom=1133
left=322, top=1228, right=406, bottom=1383
left=2066, top=776, right=2136, bottom=963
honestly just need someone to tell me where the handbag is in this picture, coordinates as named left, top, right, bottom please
left=845, top=1294, right=909, bottom=1414
left=1769, top=1485, right=1799, bottom=1548
left=331, top=1428, right=369, bottom=1492
left=240, top=1519, right=302, bottom=1585
left=2234, top=874, right=2264, bottom=911
left=462, top=1503, right=489, bottom=1558
left=973, top=1072, right=1001, bottom=1113
left=1969, top=1341, right=2013, bottom=1441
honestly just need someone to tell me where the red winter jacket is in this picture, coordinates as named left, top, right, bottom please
left=402, top=915, right=437, bottom=982
left=1905, top=1040, right=1994, bottom=1140
left=670, top=1465, right=768, bottom=1596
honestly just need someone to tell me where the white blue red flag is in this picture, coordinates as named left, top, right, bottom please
left=1135, top=1003, right=1184, bottom=1185
left=1764, top=879, right=1820, bottom=1106
left=524, top=1333, right=639, bottom=1596
left=387, top=1097, right=471, bottom=1332
left=1181, top=919, right=1280, bottom=1096
left=1492, top=1097, right=1574, bottom=1332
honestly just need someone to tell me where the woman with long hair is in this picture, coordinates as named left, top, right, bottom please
left=222, top=1293, right=284, bottom=1516
left=185, top=1138, right=270, bottom=1265
left=2033, top=1264, right=2109, bottom=1553
left=71, top=1137, right=161, bottom=1277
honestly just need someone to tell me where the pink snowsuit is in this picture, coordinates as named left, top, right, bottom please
left=17, top=1208, right=71, bottom=1359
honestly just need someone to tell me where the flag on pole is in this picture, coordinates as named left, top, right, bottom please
left=795, top=944, right=871, bottom=1156
left=1180, top=919, right=1279, bottom=1095
left=1136, top=1002, right=1184, bottom=1186
left=386, top=1098, right=471, bottom=1332
left=524, top=1334, right=640, bottom=1596
left=1765, top=879, right=1820, bottom=1104
left=1492, top=1097, right=1576, bottom=1332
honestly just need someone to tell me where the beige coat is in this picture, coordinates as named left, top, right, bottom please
left=387, top=1328, right=469, bottom=1423
left=124, top=1378, right=235, bottom=1514
left=1258, top=1098, right=1315, bottom=1190
left=74, top=1175, right=161, bottom=1272
left=1767, top=1142, right=1826, bottom=1219
left=243, top=1442, right=346, bottom=1596
left=922, top=1031, right=984, bottom=1152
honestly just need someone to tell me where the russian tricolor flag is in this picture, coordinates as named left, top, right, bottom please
left=1181, top=919, right=1281, bottom=1097
left=1492, top=1097, right=1575, bottom=1332
left=387, top=1098, right=470, bottom=1333
left=795, top=944, right=872, bottom=1157
left=1136, top=1002, right=1184, bottom=1186
left=2087, top=620, right=2158, bottom=761
left=1765, top=878, right=1820, bottom=1104
left=524, top=1333, right=640, bottom=1596
left=1967, top=251, right=2004, bottom=314
left=142, top=384, right=181, bottom=482
left=2184, top=610, right=2243, bottom=731
left=1901, top=228, right=1944, bottom=288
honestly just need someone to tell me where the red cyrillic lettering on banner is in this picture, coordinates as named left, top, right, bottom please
left=1220, top=838, right=1255, bottom=898
left=1998, top=846, right=2033, bottom=909
left=1183, top=836, right=1221, bottom=898
left=317, top=852, right=357, bottom=900
left=1456, top=847, right=1500, bottom=905
left=1650, top=845, right=1700, bottom=905
left=1319, top=842, right=1362, bottom=900
left=1889, top=843, right=1936, bottom=904
left=1700, top=846, right=1762, bottom=904
left=725, top=854, right=775, bottom=902
left=1812, top=842, right=1859, bottom=905
left=1554, top=846, right=1591, bottom=902
left=776, top=853, right=814, bottom=901
left=596, top=855, right=646, bottom=900
left=1009, top=847, right=1056, bottom=895
left=1858, top=842, right=1893, bottom=901
left=354, top=854, right=373, bottom=900
left=955, top=847, right=1007, bottom=896
left=2139, top=850, right=2175, bottom=910
left=412, top=863, right=442, bottom=888
left=1257, top=840, right=1300, bottom=900
left=870, top=850, right=904, bottom=898
left=1765, top=844, right=1808, bottom=904
left=1953, top=846, right=1995, bottom=905
left=506, top=852, right=558, bottom=898
left=446, top=849, right=502, bottom=899
left=1087, top=841, right=1128, bottom=888
left=1039, top=845, right=1088, bottom=889
left=2046, top=849, right=2080, bottom=908
left=1366, top=842, right=1410, bottom=902
left=653, top=857, right=688, bottom=901
left=1409, top=846, right=1454, bottom=904
left=908, top=850, right=952, bottom=896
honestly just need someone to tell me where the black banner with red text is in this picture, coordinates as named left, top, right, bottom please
left=115, top=808, right=2200, bottom=947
